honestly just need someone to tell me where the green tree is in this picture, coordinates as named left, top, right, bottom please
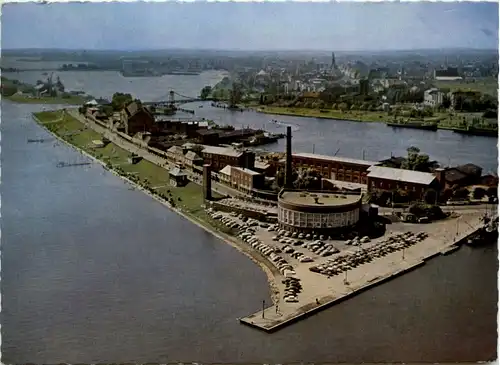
left=473, top=187, right=487, bottom=200
left=100, top=105, right=114, bottom=117
left=423, top=189, right=438, bottom=205
left=200, top=86, right=212, bottom=100
left=338, top=102, right=348, bottom=112
left=441, top=95, right=451, bottom=109
left=453, top=187, right=470, bottom=200
left=401, top=146, right=431, bottom=172
left=229, top=83, right=242, bottom=108
left=111, top=92, right=133, bottom=111
left=486, top=186, right=498, bottom=198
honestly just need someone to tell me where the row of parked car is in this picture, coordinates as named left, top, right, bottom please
left=282, top=277, right=302, bottom=303
left=309, top=231, right=429, bottom=277
left=273, top=233, right=340, bottom=258
left=209, top=209, right=305, bottom=303
left=281, top=245, right=315, bottom=263
left=209, top=210, right=242, bottom=230
left=345, top=236, right=371, bottom=246
left=275, top=230, right=331, bottom=241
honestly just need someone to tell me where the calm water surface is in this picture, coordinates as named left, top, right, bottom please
left=1, top=66, right=498, bottom=362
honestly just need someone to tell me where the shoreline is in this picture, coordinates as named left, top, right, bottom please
left=32, top=112, right=281, bottom=307
left=251, top=106, right=498, bottom=135
left=31, top=110, right=493, bottom=333
left=6, top=95, right=89, bottom=105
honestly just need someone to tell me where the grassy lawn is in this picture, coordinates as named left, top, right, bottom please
left=33, top=110, right=232, bottom=235
left=434, top=78, right=498, bottom=97
left=7, top=94, right=88, bottom=105
left=258, top=106, right=498, bottom=133
left=34, top=110, right=65, bottom=123
left=258, top=106, right=390, bottom=122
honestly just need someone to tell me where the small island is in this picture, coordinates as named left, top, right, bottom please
left=1, top=75, right=93, bottom=105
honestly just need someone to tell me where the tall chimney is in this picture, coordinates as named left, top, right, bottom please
left=203, top=164, right=212, bottom=201
left=284, top=126, right=293, bottom=189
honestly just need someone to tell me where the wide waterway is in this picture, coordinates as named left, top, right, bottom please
left=186, top=102, right=499, bottom=173
left=3, top=56, right=498, bottom=172
left=1, top=65, right=498, bottom=362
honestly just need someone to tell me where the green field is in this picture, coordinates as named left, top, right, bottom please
left=33, top=110, right=232, bottom=234
left=434, top=78, right=498, bottom=97
left=7, top=94, right=89, bottom=105
left=257, top=106, right=389, bottom=123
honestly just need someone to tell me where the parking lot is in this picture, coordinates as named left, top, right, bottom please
left=207, top=205, right=485, bottom=312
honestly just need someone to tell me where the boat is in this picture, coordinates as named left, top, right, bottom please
left=452, top=126, right=498, bottom=138
left=386, top=121, right=438, bottom=131
left=166, top=71, right=201, bottom=76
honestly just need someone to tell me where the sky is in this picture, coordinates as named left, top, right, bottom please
left=2, top=2, right=499, bottom=51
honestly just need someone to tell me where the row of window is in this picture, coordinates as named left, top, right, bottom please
left=278, top=207, right=359, bottom=228
left=369, top=180, right=422, bottom=193
left=294, top=161, right=366, bottom=175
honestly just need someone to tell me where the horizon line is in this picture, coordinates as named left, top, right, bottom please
left=3, top=46, right=498, bottom=53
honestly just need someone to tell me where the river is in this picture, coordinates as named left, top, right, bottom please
left=1, top=64, right=498, bottom=362
left=5, top=58, right=497, bottom=172
left=184, top=102, right=498, bottom=173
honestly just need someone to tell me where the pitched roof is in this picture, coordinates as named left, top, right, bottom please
left=231, top=166, right=261, bottom=176
left=184, top=151, right=202, bottom=161
left=167, top=146, right=184, bottom=154
left=254, top=161, right=271, bottom=170
left=293, top=152, right=378, bottom=167
left=444, top=168, right=468, bottom=183
left=125, top=101, right=152, bottom=119
left=219, top=165, right=232, bottom=176
left=126, top=101, right=140, bottom=116
left=169, top=167, right=187, bottom=177
left=367, top=166, right=436, bottom=185
left=201, top=145, right=243, bottom=158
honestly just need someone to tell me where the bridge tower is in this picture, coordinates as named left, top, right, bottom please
left=169, top=90, right=175, bottom=105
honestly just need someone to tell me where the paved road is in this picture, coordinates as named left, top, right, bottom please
left=67, top=109, right=248, bottom=198
left=379, top=204, right=496, bottom=215
left=67, top=109, right=499, bottom=212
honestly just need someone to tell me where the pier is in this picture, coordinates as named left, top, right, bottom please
left=56, top=161, right=93, bottom=168
left=239, top=213, right=490, bottom=333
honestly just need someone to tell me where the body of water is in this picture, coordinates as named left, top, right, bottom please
left=187, top=103, right=499, bottom=173
left=1, top=64, right=498, bottom=362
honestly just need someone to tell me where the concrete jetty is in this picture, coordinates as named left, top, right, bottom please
left=240, top=213, right=488, bottom=333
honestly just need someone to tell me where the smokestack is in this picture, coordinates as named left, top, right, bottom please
left=284, top=126, right=293, bottom=189
left=203, top=164, right=212, bottom=201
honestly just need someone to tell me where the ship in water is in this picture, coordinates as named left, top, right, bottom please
left=386, top=120, right=438, bottom=131
left=452, top=125, right=498, bottom=138
left=466, top=215, right=498, bottom=247
left=165, top=70, right=201, bottom=76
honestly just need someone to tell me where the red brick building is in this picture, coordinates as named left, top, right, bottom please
left=292, top=152, right=378, bottom=184
left=201, top=145, right=255, bottom=172
left=219, top=165, right=264, bottom=193
left=366, top=166, right=440, bottom=197
left=121, top=102, right=155, bottom=136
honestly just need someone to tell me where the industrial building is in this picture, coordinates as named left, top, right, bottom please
left=277, top=190, right=362, bottom=235
left=277, top=125, right=362, bottom=235
left=292, top=152, right=378, bottom=184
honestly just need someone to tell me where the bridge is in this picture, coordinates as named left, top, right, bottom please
left=142, top=90, right=214, bottom=106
